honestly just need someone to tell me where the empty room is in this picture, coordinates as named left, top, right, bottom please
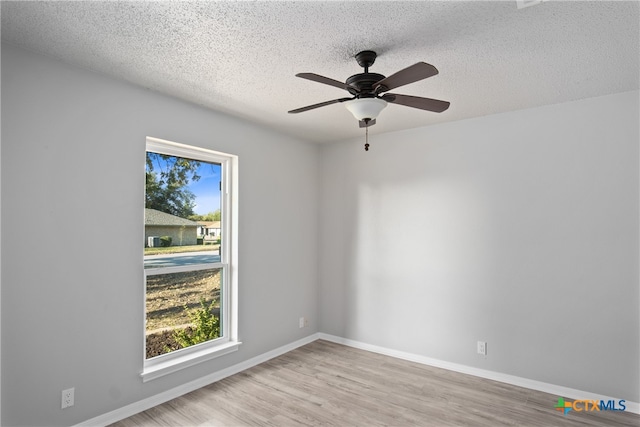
left=1, top=1, right=639, bottom=426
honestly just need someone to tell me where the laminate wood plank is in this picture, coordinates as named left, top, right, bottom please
left=110, top=340, right=639, bottom=426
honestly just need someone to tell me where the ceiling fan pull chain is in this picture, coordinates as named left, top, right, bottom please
left=364, top=124, right=369, bottom=151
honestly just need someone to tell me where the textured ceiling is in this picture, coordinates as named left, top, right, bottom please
left=2, top=1, right=639, bottom=143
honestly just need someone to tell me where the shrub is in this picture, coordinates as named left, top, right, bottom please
left=159, top=236, right=172, bottom=247
left=173, top=298, right=220, bottom=348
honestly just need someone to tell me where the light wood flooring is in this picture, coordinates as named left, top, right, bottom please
left=111, top=340, right=639, bottom=426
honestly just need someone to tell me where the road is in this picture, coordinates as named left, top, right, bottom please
left=144, top=251, right=221, bottom=269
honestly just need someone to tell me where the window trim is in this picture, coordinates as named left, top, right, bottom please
left=141, top=137, right=240, bottom=382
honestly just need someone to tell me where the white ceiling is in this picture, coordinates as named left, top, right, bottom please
left=2, top=1, right=639, bottom=143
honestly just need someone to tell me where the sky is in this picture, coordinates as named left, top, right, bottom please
left=190, top=161, right=221, bottom=215
left=147, top=153, right=221, bottom=216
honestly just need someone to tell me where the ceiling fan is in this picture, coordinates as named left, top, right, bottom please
left=288, top=50, right=450, bottom=131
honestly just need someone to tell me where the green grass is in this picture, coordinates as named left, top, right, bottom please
left=144, top=244, right=219, bottom=256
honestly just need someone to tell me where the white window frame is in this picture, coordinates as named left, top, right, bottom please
left=141, top=136, right=240, bottom=382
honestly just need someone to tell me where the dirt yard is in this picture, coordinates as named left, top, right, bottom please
left=145, top=269, right=220, bottom=358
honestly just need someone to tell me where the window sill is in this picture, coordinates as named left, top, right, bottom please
left=141, top=341, right=242, bottom=382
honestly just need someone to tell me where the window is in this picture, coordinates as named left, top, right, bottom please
left=142, top=137, right=239, bottom=382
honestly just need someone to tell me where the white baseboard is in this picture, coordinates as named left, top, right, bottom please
left=317, top=333, right=640, bottom=415
left=76, top=333, right=321, bottom=426
left=78, top=332, right=638, bottom=425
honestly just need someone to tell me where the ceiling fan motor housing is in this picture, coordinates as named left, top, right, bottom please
left=346, top=73, right=386, bottom=96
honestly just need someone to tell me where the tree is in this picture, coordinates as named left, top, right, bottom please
left=188, top=210, right=221, bottom=222
left=146, top=153, right=201, bottom=218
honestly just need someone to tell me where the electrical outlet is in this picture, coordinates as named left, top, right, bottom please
left=477, top=341, right=487, bottom=356
left=299, top=317, right=305, bottom=328
left=61, top=387, right=74, bottom=409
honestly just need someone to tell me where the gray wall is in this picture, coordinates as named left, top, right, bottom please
left=319, top=90, right=640, bottom=402
left=1, top=45, right=319, bottom=426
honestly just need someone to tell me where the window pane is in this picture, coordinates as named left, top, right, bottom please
left=144, top=149, right=224, bottom=359
left=145, top=268, right=222, bottom=359
left=144, top=152, right=222, bottom=268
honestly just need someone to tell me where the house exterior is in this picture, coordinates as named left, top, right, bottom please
left=197, top=221, right=221, bottom=237
left=145, top=208, right=199, bottom=246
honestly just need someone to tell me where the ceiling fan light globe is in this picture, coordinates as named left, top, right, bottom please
left=344, top=98, right=387, bottom=121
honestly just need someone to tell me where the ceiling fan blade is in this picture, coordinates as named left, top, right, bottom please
left=382, top=93, right=450, bottom=113
left=288, top=97, right=353, bottom=114
left=359, top=119, right=376, bottom=128
left=296, top=73, right=351, bottom=91
left=374, top=63, right=439, bottom=92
